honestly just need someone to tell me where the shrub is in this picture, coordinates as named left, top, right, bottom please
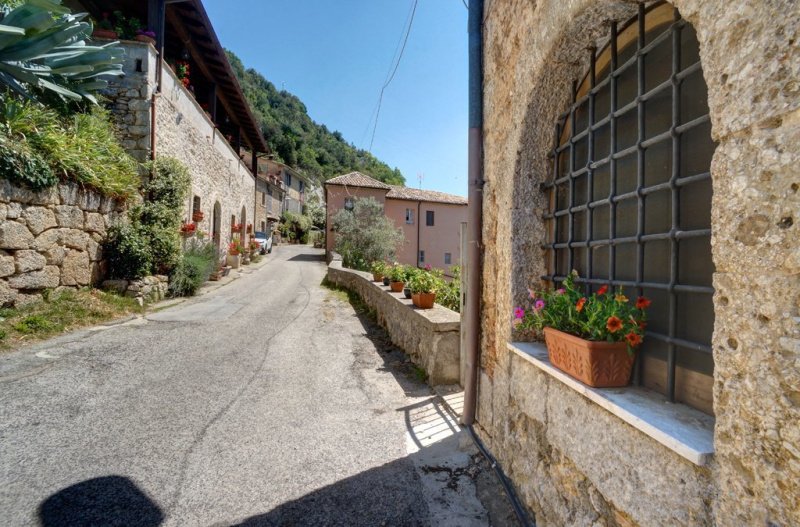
left=333, top=197, right=403, bottom=271
left=105, top=223, right=153, bottom=280
left=436, top=266, right=461, bottom=313
left=0, top=98, right=139, bottom=197
left=169, top=238, right=216, bottom=297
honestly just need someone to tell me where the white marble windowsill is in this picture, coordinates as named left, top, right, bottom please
left=507, top=341, right=715, bottom=466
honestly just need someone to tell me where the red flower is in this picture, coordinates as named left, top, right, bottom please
left=625, top=332, right=643, bottom=347
left=606, top=316, right=623, bottom=333
left=638, top=321, right=647, bottom=331
left=597, top=285, right=609, bottom=295
left=635, top=296, right=651, bottom=309
left=576, top=297, right=586, bottom=312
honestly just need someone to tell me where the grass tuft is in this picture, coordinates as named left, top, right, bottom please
left=0, top=288, right=143, bottom=351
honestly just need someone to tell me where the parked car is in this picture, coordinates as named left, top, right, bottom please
left=253, top=231, right=273, bottom=254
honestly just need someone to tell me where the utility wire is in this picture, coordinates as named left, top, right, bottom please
left=368, top=0, right=419, bottom=153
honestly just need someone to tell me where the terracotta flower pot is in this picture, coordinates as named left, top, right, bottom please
left=135, top=34, right=156, bottom=45
left=92, top=29, right=118, bottom=39
left=413, top=292, right=436, bottom=309
left=226, top=254, right=241, bottom=269
left=390, top=281, right=404, bottom=293
left=372, top=273, right=383, bottom=282
left=543, top=327, right=635, bottom=388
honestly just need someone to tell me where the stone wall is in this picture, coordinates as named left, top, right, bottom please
left=326, top=257, right=461, bottom=385
left=102, top=275, right=169, bottom=306
left=0, top=180, right=127, bottom=307
left=478, top=0, right=799, bottom=526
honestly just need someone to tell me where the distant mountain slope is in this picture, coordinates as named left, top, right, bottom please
left=226, top=51, right=405, bottom=186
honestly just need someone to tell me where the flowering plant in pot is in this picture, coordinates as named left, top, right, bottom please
left=179, top=222, right=196, bottom=236
left=515, top=271, right=650, bottom=388
left=409, top=268, right=441, bottom=309
left=136, top=28, right=157, bottom=44
left=192, top=210, right=204, bottom=223
left=387, top=264, right=409, bottom=293
left=231, top=223, right=243, bottom=233
left=370, top=261, right=387, bottom=282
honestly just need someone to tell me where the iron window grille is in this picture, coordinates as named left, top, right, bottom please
left=542, top=2, right=716, bottom=413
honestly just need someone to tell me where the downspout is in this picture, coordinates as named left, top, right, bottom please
left=416, top=200, right=421, bottom=266
left=461, top=0, right=484, bottom=427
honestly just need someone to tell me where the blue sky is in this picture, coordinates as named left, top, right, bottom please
left=203, top=0, right=469, bottom=197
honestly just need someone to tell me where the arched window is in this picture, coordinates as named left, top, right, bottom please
left=544, top=2, right=716, bottom=413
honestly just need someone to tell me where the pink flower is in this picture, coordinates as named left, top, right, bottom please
left=534, top=299, right=545, bottom=311
left=556, top=288, right=566, bottom=295
left=424, top=264, right=432, bottom=271
left=514, top=306, right=525, bottom=319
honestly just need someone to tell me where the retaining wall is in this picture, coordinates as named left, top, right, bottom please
left=0, top=180, right=127, bottom=307
left=326, top=257, right=461, bottom=386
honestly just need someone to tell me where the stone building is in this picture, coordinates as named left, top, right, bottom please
left=473, top=0, right=799, bottom=525
left=72, top=0, right=269, bottom=256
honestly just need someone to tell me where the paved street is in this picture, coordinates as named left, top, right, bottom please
left=0, top=245, right=514, bottom=526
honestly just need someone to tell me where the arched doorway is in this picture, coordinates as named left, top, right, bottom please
left=212, top=201, right=222, bottom=253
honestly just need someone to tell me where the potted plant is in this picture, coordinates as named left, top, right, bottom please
left=192, top=210, right=204, bottom=223
left=409, top=268, right=440, bottom=309
left=92, top=12, right=118, bottom=39
left=388, top=264, right=408, bottom=293
left=370, top=261, right=386, bottom=282
left=516, top=271, right=650, bottom=388
left=231, top=223, right=243, bottom=234
left=226, top=240, right=243, bottom=269
left=136, top=28, right=156, bottom=45
left=179, top=222, right=196, bottom=237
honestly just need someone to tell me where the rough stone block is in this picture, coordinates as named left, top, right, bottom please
left=43, top=246, right=66, bottom=266
left=61, top=250, right=91, bottom=286
left=21, top=206, right=57, bottom=235
left=0, top=252, right=15, bottom=278
left=6, top=202, right=21, bottom=219
left=60, top=229, right=89, bottom=251
left=102, top=279, right=129, bottom=294
left=0, top=222, right=33, bottom=250
left=86, top=237, right=103, bottom=262
left=15, top=250, right=46, bottom=273
left=0, top=279, right=17, bottom=306
left=8, top=266, right=60, bottom=289
left=54, top=205, right=84, bottom=229
left=0, top=203, right=6, bottom=219
left=84, top=212, right=106, bottom=235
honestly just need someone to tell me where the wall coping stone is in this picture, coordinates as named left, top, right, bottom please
left=329, top=260, right=460, bottom=330
left=508, top=341, right=715, bottom=466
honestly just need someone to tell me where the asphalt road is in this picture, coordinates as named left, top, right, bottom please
left=0, top=245, right=512, bottom=527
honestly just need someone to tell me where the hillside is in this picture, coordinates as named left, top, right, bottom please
left=226, top=51, right=405, bottom=186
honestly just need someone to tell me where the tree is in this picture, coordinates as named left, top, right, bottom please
left=0, top=1, right=125, bottom=103
left=303, top=193, right=325, bottom=228
left=332, top=197, right=403, bottom=271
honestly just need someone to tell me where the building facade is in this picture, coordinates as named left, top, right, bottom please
left=474, top=1, right=799, bottom=526
left=325, top=172, right=467, bottom=271
left=262, top=160, right=311, bottom=216
left=83, top=0, right=268, bottom=257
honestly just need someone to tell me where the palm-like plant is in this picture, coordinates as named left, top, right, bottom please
left=0, top=0, right=125, bottom=103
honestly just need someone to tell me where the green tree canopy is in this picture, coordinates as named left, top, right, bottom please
left=332, top=197, right=403, bottom=271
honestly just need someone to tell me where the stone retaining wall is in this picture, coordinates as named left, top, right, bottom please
left=326, top=257, right=461, bottom=386
left=102, top=276, right=169, bottom=306
left=0, top=180, right=127, bottom=307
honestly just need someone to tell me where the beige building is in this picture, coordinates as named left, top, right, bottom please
left=262, top=159, right=312, bottom=216
left=325, top=172, right=467, bottom=271
left=470, top=1, right=799, bottom=526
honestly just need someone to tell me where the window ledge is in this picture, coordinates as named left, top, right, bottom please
left=507, top=341, right=715, bottom=466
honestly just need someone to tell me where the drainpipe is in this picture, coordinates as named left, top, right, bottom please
left=416, top=200, right=421, bottom=266
left=461, top=0, right=484, bottom=427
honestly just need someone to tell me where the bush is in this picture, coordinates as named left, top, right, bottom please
left=105, top=223, right=153, bottom=280
left=436, top=266, right=461, bottom=313
left=333, top=197, right=403, bottom=271
left=0, top=98, right=139, bottom=197
left=169, top=239, right=216, bottom=297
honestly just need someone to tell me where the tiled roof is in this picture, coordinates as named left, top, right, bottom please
left=387, top=185, right=468, bottom=205
left=325, top=172, right=391, bottom=190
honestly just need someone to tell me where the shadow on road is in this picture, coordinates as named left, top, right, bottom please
left=38, top=475, right=164, bottom=527
left=287, top=252, right=326, bottom=262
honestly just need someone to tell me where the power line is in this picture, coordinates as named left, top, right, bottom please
left=368, top=0, right=419, bottom=153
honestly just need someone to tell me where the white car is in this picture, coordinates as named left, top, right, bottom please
left=253, top=231, right=273, bottom=254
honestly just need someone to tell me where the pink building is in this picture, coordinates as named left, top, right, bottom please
left=325, top=172, right=468, bottom=271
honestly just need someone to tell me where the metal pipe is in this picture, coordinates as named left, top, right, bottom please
left=461, top=0, right=484, bottom=426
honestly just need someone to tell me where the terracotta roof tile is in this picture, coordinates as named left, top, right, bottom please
left=386, top=185, right=467, bottom=205
left=325, top=172, right=391, bottom=190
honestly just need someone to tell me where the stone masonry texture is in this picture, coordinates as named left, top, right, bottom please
left=0, top=180, right=126, bottom=307
left=478, top=0, right=799, bottom=526
left=327, top=258, right=461, bottom=386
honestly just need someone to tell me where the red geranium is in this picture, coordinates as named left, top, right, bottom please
left=575, top=297, right=586, bottom=312
left=635, top=296, right=652, bottom=309
left=606, top=316, right=623, bottom=333
left=597, top=285, right=609, bottom=295
left=625, top=332, right=643, bottom=347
